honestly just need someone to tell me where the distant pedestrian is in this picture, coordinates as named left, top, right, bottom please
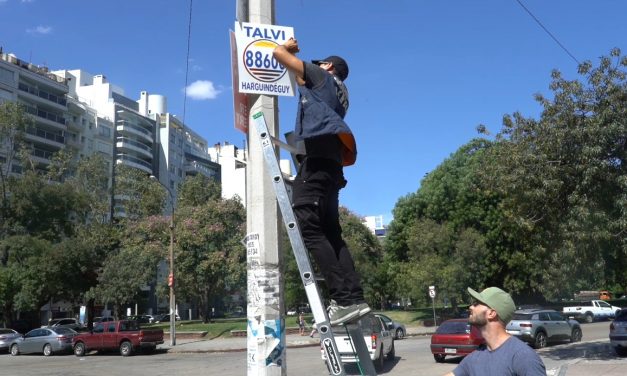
left=298, top=312, right=305, bottom=336
left=442, top=287, right=546, bottom=376
left=309, top=318, right=317, bottom=337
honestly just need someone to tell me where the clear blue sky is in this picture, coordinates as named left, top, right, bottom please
left=2, top=0, right=626, bottom=224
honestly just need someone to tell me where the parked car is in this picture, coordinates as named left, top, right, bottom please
left=430, top=319, right=485, bottom=363
left=506, top=309, right=582, bottom=349
left=10, top=327, right=78, bottom=356
left=375, top=313, right=406, bottom=340
left=563, top=300, right=622, bottom=323
left=72, top=320, right=164, bottom=356
left=127, top=315, right=154, bottom=324
left=93, top=316, right=115, bottom=324
left=154, top=314, right=181, bottom=323
left=0, top=328, right=22, bottom=352
left=45, top=318, right=84, bottom=332
left=321, top=314, right=395, bottom=371
left=609, top=308, right=627, bottom=356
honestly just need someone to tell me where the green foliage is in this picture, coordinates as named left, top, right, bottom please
left=386, top=49, right=627, bottom=303
left=177, top=174, right=221, bottom=208
left=114, top=165, right=164, bottom=219
left=172, top=176, right=245, bottom=323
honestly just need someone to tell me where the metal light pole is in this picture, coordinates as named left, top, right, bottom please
left=151, top=176, right=176, bottom=346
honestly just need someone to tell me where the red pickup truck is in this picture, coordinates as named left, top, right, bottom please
left=72, top=320, right=164, bottom=356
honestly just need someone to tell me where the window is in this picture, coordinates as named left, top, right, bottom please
left=548, top=312, right=565, bottom=321
left=93, top=324, right=104, bottom=334
left=107, top=323, right=116, bottom=333
left=0, top=66, right=14, bottom=85
left=98, top=126, right=111, bottom=138
left=538, top=312, right=550, bottom=321
left=599, top=301, right=611, bottom=308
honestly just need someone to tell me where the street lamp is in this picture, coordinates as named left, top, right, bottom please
left=150, top=175, right=176, bottom=346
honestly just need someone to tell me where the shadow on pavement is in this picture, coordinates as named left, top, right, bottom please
left=538, top=341, right=619, bottom=361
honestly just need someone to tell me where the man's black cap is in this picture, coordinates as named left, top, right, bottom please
left=312, top=55, right=349, bottom=81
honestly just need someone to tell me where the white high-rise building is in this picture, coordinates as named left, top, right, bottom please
left=0, top=53, right=70, bottom=176
left=208, top=142, right=247, bottom=206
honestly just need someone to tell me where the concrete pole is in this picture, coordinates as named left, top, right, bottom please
left=242, top=1, right=285, bottom=375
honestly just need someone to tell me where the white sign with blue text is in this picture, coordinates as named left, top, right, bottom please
left=234, top=21, right=296, bottom=96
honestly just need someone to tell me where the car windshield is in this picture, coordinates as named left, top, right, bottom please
left=436, top=321, right=469, bottom=334
left=512, top=313, right=533, bottom=320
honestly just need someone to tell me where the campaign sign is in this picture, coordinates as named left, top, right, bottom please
left=234, top=21, right=296, bottom=96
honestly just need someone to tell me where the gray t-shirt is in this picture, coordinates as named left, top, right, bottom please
left=453, top=336, right=546, bottom=376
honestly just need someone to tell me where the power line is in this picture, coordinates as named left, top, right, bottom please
left=514, top=0, right=580, bottom=65
left=183, top=0, right=193, bottom=123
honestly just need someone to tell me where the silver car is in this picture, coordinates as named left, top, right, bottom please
left=506, top=309, right=582, bottom=349
left=0, top=328, right=22, bottom=352
left=610, top=308, right=627, bottom=356
left=376, top=313, right=407, bottom=340
left=10, top=327, right=78, bottom=356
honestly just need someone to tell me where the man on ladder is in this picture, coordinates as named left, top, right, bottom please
left=273, top=38, right=370, bottom=326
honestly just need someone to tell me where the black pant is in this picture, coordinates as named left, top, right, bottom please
left=292, top=158, right=364, bottom=306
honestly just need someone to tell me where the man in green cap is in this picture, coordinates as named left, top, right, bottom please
left=443, top=287, right=546, bottom=376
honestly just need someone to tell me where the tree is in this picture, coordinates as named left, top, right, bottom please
left=484, top=49, right=627, bottom=298
left=87, top=218, right=162, bottom=319
left=0, top=102, right=32, bottom=241
left=114, top=165, right=164, bottom=219
left=174, top=199, right=245, bottom=322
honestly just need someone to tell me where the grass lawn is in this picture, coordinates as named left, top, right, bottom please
left=145, top=309, right=453, bottom=338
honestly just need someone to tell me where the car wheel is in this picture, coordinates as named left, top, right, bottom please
left=386, top=341, right=395, bottom=360
left=119, top=341, right=133, bottom=357
left=374, top=348, right=385, bottom=371
left=584, top=313, right=593, bottom=323
left=434, top=354, right=446, bottom=363
left=10, top=344, right=19, bottom=356
left=570, top=328, right=582, bottom=342
left=395, top=328, right=404, bottom=340
left=74, top=342, right=86, bottom=357
left=43, top=343, right=53, bottom=356
left=534, top=331, right=547, bottom=349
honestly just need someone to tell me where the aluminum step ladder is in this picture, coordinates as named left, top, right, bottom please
left=252, top=112, right=377, bottom=376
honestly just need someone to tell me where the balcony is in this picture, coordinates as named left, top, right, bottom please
left=24, top=106, right=67, bottom=130
left=116, top=137, right=153, bottom=158
left=116, top=120, right=153, bottom=143
left=116, top=154, right=152, bottom=174
left=18, top=82, right=67, bottom=109
left=31, top=148, right=54, bottom=164
left=184, top=161, right=218, bottom=178
left=25, top=127, right=64, bottom=148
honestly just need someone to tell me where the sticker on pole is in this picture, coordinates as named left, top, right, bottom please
left=245, top=233, right=261, bottom=261
left=234, top=21, right=296, bottom=96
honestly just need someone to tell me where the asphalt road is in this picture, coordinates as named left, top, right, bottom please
left=2, top=322, right=623, bottom=376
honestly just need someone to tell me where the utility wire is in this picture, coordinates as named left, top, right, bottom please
left=514, top=0, right=580, bottom=65
left=183, top=0, right=193, bottom=123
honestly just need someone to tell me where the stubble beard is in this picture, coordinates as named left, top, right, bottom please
left=468, top=310, right=488, bottom=327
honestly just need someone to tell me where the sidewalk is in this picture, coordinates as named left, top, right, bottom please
left=162, top=325, right=435, bottom=354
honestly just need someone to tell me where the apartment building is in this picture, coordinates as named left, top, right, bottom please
left=0, top=53, right=70, bottom=175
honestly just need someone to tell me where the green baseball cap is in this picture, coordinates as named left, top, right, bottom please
left=468, top=287, right=516, bottom=324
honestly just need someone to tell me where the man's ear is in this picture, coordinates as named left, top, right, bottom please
left=486, top=309, right=500, bottom=322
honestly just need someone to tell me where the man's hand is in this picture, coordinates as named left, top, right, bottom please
left=283, top=37, right=300, bottom=54
left=273, top=37, right=305, bottom=84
